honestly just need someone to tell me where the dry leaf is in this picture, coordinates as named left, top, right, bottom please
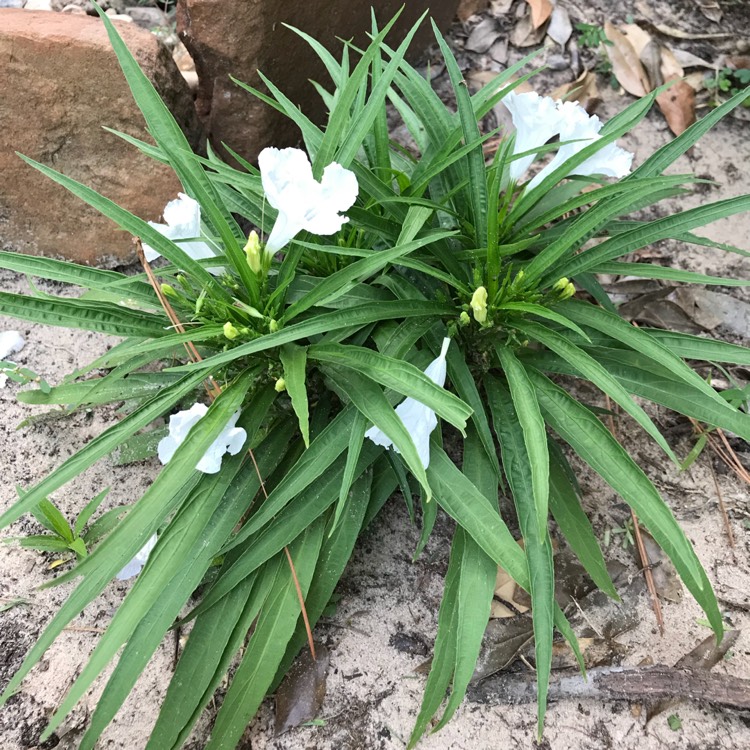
left=657, top=76, right=696, bottom=136
left=549, top=69, right=601, bottom=113
left=695, top=0, right=722, bottom=23
left=275, top=644, right=329, bottom=736
left=472, top=618, right=535, bottom=681
left=639, top=40, right=662, bottom=88
left=494, top=565, right=530, bottom=614
left=652, top=23, right=732, bottom=40
left=525, top=0, right=552, bottom=29
left=547, top=5, right=572, bottom=47
left=604, top=22, right=652, bottom=96
left=660, top=46, right=685, bottom=80
left=465, top=17, right=501, bottom=53
left=725, top=55, right=750, bottom=70
left=638, top=529, right=683, bottom=603
left=620, top=23, right=654, bottom=57
left=490, top=38, right=509, bottom=65
left=684, top=71, right=708, bottom=92
left=511, top=12, right=548, bottom=47
left=458, top=0, right=490, bottom=22
left=672, top=48, right=717, bottom=70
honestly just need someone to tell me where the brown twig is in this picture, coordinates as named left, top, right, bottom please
left=604, top=396, right=665, bottom=636
left=135, top=237, right=316, bottom=661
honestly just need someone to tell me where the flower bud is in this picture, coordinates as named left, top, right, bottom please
left=244, top=230, right=262, bottom=274
left=561, top=281, right=576, bottom=300
left=223, top=321, right=240, bottom=340
left=274, top=377, right=286, bottom=393
left=552, top=277, right=570, bottom=293
left=459, top=311, right=471, bottom=326
left=470, top=286, right=488, bottom=324
left=269, top=319, right=279, bottom=333
left=160, top=283, right=176, bottom=298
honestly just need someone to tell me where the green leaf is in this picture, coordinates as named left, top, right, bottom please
left=528, top=368, right=722, bottom=638
left=593, top=261, right=750, bottom=286
left=280, top=344, right=310, bottom=447
left=514, top=320, right=679, bottom=464
left=74, top=489, right=110, bottom=537
left=495, top=347, right=550, bottom=537
left=0, top=292, right=168, bottom=338
left=547, top=442, right=617, bottom=599
left=487, top=377, right=554, bottom=738
left=643, top=329, right=750, bottom=365
left=322, top=365, right=431, bottom=500
left=308, top=342, right=471, bottom=432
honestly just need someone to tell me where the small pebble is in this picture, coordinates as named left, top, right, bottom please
left=24, top=0, right=52, bottom=9
left=106, top=11, right=133, bottom=22
left=0, top=0, right=25, bottom=8
left=547, top=53, right=570, bottom=71
left=738, top=39, right=750, bottom=53
left=62, top=3, right=86, bottom=12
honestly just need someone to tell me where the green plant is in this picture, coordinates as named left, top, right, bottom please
left=707, top=66, right=750, bottom=107
left=574, top=22, right=612, bottom=49
left=1, top=5, right=750, bottom=748
left=4, top=490, right=115, bottom=565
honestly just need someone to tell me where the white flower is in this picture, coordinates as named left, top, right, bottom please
left=142, top=193, right=222, bottom=274
left=0, top=331, right=25, bottom=361
left=504, top=91, right=568, bottom=182
left=157, top=403, right=247, bottom=474
left=259, top=147, right=358, bottom=254
left=116, top=533, right=157, bottom=580
left=365, top=338, right=451, bottom=469
left=527, top=101, right=633, bottom=189
left=0, top=331, right=25, bottom=388
left=502, top=92, right=634, bottom=189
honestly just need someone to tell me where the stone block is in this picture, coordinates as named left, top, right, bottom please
left=0, top=10, right=201, bottom=266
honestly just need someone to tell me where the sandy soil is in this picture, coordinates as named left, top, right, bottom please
left=2, top=2, right=750, bottom=749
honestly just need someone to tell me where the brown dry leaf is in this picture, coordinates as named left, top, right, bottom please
left=604, top=22, right=652, bottom=96
left=620, top=23, right=653, bottom=57
left=494, top=565, right=530, bottom=614
left=511, top=12, right=548, bottom=47
left=725, top=55, right=750, bottom=70
left=694, top=0, right=723, bottom=23
left=657, top=75, right=696, bottom=136
left=672, top=48, right=717, bottom=70
left=549, top=69, right=601, bottom=113
left=660, top=46, right=685, bottom=80
left=525, top=0, right=552, bottom=29
left=275, top=643, right=330, bottom=735
left=652, top=23, right=732, bottom=40
left=472, top=618, right=535, bottom=681
left=458, top=0, right=490, bottom=22
left=639, top=40, right=662, bottom=88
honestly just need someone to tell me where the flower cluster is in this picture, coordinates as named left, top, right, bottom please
left=503, top=91, right=634, bottom=189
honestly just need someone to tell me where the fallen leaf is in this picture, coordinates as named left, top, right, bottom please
left=671, top=48, right=717, bottom=70
left=684, top=71, right=708, bottom=92
left=472, top=617, right=535, bottom=681
left=525, top=0, right=552, bottom=29
left=620, top=23, right=654, bottom=57
left=547, top=5, right=572, bottom=46
left=672, top=287, right=750, bottom=335
left=465, top=17, right=501, bottom=53
left=458, top=0, right=490, bottom=22
left=638, top=529, right=683, bottom=603
left=511, top=12, right=548, bottom=47
left=493, top=565, right=530, bottom=614
left=652, top=24, right=732, bottom=40
left=489, top=38, right=509, bottom=64
left=274, top=644, right=329, bottom=736
left=604, top=22, right=652, bottom=96
left=639, top=40, right=662, bottom=88
left=694, top=0, right=722, bottom=23
left=660, top=47, right=685, bottom=80
left=725, top=55, right=750, bottom=70
left=549, top=69, right=601, bottom=113
left=657, top=76, right=696, bottom=136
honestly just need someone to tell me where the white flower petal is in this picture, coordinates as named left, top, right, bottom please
left=0, top=331, right=25, bottom=361
left=259, top=147, right=358, bottom=253
left=116, top=533, right=157, bottom=580
left=157, top=403, right=247, bottom=474
left=364, top=338, right=451, bottom=469
left=142, top=194, right=221, bottom=274
left=503, top=91, right=567, bottom=181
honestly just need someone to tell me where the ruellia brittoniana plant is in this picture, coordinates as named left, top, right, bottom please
left=2, top=5, right=750, bottom=748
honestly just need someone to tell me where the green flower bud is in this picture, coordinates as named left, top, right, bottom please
left=269, top=319, right=279, bottom=333
left=552, top=277, right=570, bottom=293
left=459, top=311, right=471, bottom=326
left=244, top=230, right=262, bottom=274
left=223, top=321, right=240, bottom=340
left=470, top=286, right=488, bottom=324
left=562, top=281, right=576, bottom=300
left=160, top=283, right=176, bottom=298
left=274, top=377, right=286, bottom=393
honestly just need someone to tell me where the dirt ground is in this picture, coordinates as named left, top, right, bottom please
left=2, top=0, right=750, bottom=748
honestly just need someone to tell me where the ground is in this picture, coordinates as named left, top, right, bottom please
left=2, top=0, right=750, bottom=748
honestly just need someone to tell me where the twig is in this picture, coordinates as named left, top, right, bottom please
left=604, top=396, right=664, bottom=636
left=707, top=460, right=736, bottom=550
left=135, top=237, right=316, bottom=661
left=470, top=664, right=750, bottom=710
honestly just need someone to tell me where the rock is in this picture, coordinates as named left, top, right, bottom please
left=24, top=0, right=52, bottom=9
left=50, top=0, right=124, bottom=13
left=176, top=0, right=460, bottom=164
left=0, top=10, right=201, bottom=266
left=124, top=6, right=169, bottom=30
left=0, top=0, right=25, bottom=8
left=106, top=12, right=134, bottom=23
left=62, top=4, right=86, bottom=13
